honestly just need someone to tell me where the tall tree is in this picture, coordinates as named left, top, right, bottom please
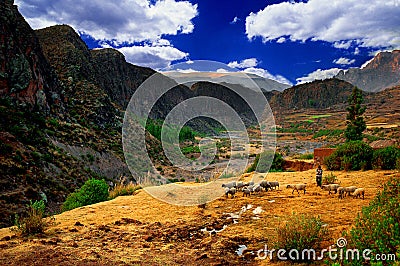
left=345, top=86, right=366, bottom=141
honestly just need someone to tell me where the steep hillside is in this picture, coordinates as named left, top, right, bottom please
left=336, top=50, right=400, bottom=92
left=270, top=78, right=358, bottom=111
left=0, top=0, right=62, bottom=110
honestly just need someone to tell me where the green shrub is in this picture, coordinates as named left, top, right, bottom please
left=298, top=153, right=314, bottom=160
left=275, top=213, right=330, bottom=261
left=246, top=150, right=284, bottom=173
left=0, top=141, right=13, bottom=155
left=12, top=200, right=51, bottom=236
left=347, top=177, right=400, bottom=265
left=372, top=146, right=400, bottom=170
left=324, top=141, right=373, bottom=171
left=323, top=172, right=338, bottom=185
left=62, top=178, right=109, bottom=212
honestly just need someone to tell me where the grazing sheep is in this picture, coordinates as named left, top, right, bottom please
left=235, top=181, right=246, bottom=189
left=269, top=181, right=280, bottom=190
left=337, top=187, right=345, bottom=199
left=286, top=184, right=307, bottom=195
left=225, top=187, right=236, bottom=198
left=353, top=188, right=365, bottom=199
left=260, top=180, right=271, bottom=191
left=343, top=186, right=358, bottom=197
left=222, top=181, right=236, bottom=189
left=242, top=188, right=251, bottom=197
left=244, top=181, right=255, bottom=187
left=321, top=184, right=340, bottom=194
left=252, top=184, right=263, bottom=194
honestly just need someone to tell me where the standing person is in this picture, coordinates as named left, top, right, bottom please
left=316, top=165, right=323, bottom=187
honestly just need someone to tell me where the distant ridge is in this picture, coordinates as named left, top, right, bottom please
left=335, top=50, right=400, bottom=92
left=163, top=71, right=291, bottom=92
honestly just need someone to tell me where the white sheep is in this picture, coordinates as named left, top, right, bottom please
left=353, top=188, right=365, bottom=200
left=269, top=181, right=280, bottom=190
left=252, top=184, right=263, bottom=194
left=337, top=187, right=345, bottom=199
left=235, top=181, right=246, bottom=189
left=222, top=181, right=236, bottom=189
left=260, top=180, right=271, bottom=191
left=321, top=184, right=340, bottom=194
left=242, top=187, right=251, bottom=197
left=225, top=187, right=236, bottom=198
left=343, top=186, right=358, bottom=197
left=286, top=184, right=307, bottom=195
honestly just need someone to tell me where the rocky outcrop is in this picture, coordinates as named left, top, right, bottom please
left=336, top=50, right=400, bottom=92
left=0, top=0, right=61, bottom=110
left=91, top=48, right=155, bottom=108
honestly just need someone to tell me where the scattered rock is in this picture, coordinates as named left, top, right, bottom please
left=74, top=221, right=84, bottom=226
left=196, top=253, right=208, bottom=260
left=1, top=236, right=11, bottom=241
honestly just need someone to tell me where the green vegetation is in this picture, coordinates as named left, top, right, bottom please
left=322, top=172, right=338, bottom=185
left=275, top=213, right=330, bottom=261
left=324, top=141, right=373, bottom=171
left=180, top=145, right=200, bottom=155
left=62, top=178, right=109, bottom=212
left=372, top=146, right=400, bottom=170
left=12, top=200, right=52, bottom=236
left=145, top=119, right=197, bottom=143
left=297, top=153, right=314, bottom=160
left=246, top=150, right=284, bottom=173
left=313, top=129, right=343, bottom=139
left=345, top=87, right=366, bottom=141
left=347, top=177, right=400, bottom=265
left=326, top=142, right=400, bottom=171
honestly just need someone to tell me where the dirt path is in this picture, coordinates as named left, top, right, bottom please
left=0, top=169, right=397, bottom=265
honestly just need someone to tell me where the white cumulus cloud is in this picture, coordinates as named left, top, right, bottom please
left=15, top=0, right=198, bottom=44
left=245, top=0, right=400, bottom=49
left=118, top=43, right=188, bottom=69
left=243, top=67, right=292, bottom=85
left=228, top=58, right=259, bottom=69
left=333, top=57, right=356, bottom=65
left=15, top=0, right=197, bottom=69
left=296, top=68, right=342, bottom=84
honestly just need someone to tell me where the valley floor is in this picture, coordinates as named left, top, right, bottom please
left=0, top=169, right=397, bottom=265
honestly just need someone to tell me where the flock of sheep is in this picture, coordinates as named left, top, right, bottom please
left=222, top=180, right=279, bottom=198
left=222, top=180, right=365, bottom=199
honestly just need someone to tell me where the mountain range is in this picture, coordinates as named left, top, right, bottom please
left=0, top=0, right=399, bottom=228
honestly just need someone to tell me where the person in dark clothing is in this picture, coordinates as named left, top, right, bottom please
left=316, top=165, right=323, bottom=187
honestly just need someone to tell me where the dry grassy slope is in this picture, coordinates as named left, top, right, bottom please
left=0, top=169, right=397, bottom=266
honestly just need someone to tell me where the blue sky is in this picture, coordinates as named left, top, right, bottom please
left=16, top=0, right=400, bottom=85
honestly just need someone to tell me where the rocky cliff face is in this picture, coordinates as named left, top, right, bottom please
left=0, top=0, right=62, bottom=110
left=336, top=50, right=400, bottom=92
left=91, top=48, right=155, bottom=108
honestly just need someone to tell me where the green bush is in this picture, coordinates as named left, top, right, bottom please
left=275, top=213, right=330, bottom=261
left=324, top=141, right=373, bottom=171
left=372, top=146, right=400, bottom=170
left=62, top=178, right=109, bottom=212
left=246, top=150, right=284, bottom=173
left=323, top=172, right=338, bottom=185
left=347, top=177, right=400, bottom=265
left=12, top=200, right=51, bottom=236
